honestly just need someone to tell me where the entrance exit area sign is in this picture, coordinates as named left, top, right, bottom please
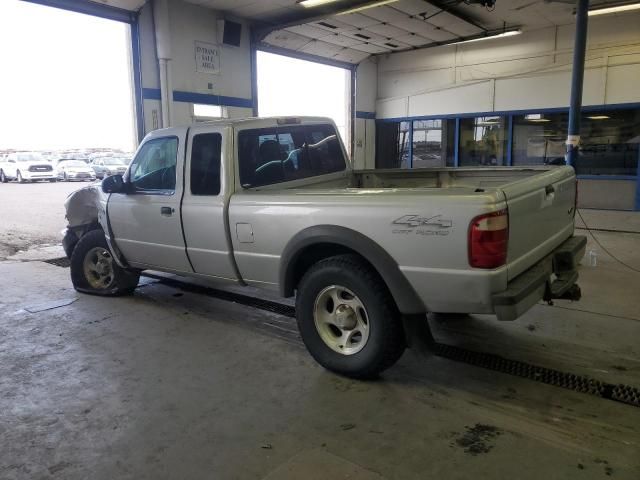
left=195, top=41, right=220, bottom=75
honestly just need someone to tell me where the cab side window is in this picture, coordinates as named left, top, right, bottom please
left=190, top=133, right=222, bottom=196
left=129, top=137, right=178, bottom=193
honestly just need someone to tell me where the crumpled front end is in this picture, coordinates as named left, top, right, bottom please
left=62, top=185, right=108, bottom=258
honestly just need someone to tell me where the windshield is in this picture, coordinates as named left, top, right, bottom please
left=17, top=153, right=44, bottom=162
left=62, top=161, right=87, bottom=167
left=104, top=158, right=127, bottom=166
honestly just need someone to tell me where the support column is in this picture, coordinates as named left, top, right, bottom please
left=566, top=0, right=589, bottom=167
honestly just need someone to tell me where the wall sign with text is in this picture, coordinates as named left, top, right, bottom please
left=195, top=41, right=220, bottom=75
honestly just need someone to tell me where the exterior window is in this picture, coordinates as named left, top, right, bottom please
left=190, top=133, right=222, bottom=195
left=512, top=113, right=568, bottom=166
left=129, top=136, right=178, bottom=193
left=375, top=121, right=411, bottom=169
left=576, top=109, right=639, bottom=176
left=459, top=116, right=506, bottom=166
left=238, top=124, right=346, bottom=188
left=412, top=119, right=455, bottom=168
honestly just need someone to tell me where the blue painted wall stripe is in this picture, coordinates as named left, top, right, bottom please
left=577, top=175, right=638, bottom=181
left=142, top=88, right=162, bottom=101
left=173, top=91, right=253, bottom=109
left=454, top=118, right=460, bottom=167
left=141, top=88, right=252, bottom=109
left=376, top=101, right=640, bottom=123
left=130, top=20, right=145, bottom=144
left=356, top=111, right=376, bottom=120
left=506, top=115, right=513, bottom=166
left=636, top=147, right=640, bottom=211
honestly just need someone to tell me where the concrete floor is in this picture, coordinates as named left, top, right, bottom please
left=1, top=226, right=639, bottom=479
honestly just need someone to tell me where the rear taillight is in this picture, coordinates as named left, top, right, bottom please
left=468, top=209, right=509, bottom=269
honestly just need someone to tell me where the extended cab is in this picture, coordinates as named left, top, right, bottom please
left=63, top=117, right=586, bottom=378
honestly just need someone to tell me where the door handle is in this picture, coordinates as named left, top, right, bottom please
left=545, top=184, right=555, bottom=196
left=161, top=206, right=174, bottom=216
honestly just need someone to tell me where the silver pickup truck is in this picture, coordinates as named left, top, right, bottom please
left=63, top=116, right=586, bottom=378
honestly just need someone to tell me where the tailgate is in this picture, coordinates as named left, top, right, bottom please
left=502, top=166, right=576, bottom=280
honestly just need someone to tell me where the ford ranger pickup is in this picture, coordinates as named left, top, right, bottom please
left=63, top=116, right=586, bottom=378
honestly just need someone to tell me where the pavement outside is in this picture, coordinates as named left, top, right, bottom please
left=1, top=182, right=639, bottom=479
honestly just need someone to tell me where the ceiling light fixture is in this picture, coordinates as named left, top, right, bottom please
left=298, top=0, right=342, bottom=8
left=337, top=0, right=400, bottom=15
left=587, top=115, right=610, bottom=120
left=456, top=29, right=521, bottom=44
left=588, top=3, right=640, bottom=16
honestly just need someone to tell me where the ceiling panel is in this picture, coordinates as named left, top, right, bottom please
left=320, top=33, right=365, bottom=48
left=392, top=17, right=457, bottom=42
left=337, top=12, right=381, bottom=29
left=366, top=22, right=411, bottom=39
left=263, top=30, right=312, bottom=50
left=332, top=48, right=370, bottom=64
left=285, top=24, right=331, bottom=40
left=425, top=11, right=483, bottom=37
left=350, top=42, right=391, bottom=54
left=392, top=0, right=440, bottom=17
left=395, top=32, right=433, bottom=47
left=299, top=39, right=346, bottom=57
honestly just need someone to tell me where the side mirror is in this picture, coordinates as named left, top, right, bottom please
left=102, top=174, right=126, bottom=194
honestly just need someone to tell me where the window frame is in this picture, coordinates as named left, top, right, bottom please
left=236, top=124, right=348, bottom=189
left=189, top=132, right=223, bottom=196
left=126, top=135, right=180, bottom=196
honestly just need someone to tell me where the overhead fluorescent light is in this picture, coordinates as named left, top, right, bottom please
left=588, top=3, right=640, bottom=16
left=298, top=0, right=341, bottom=8
left=526, top=114, right=551, bottom=122
left=587, top=115, right=610, bottom=120
left=456, top=29, right=521, bottom=44
left=337, top=0, right=400, bottom=15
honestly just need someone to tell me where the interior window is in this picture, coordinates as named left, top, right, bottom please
left=129, top=136, right=178, bottom=192
left=238, top=124, right=345, bottom=188
left=190, top=133, right=222, bottom=195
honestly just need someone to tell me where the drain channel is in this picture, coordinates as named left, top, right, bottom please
left=43, top=259, right=640, bottom=408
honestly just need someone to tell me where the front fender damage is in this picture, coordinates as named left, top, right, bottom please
left=63, top=185, right=127, bottom=267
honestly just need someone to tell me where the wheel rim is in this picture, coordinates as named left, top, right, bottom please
left=83, top=247, right=116, bottom=289
left=313, top=285, right=370, bottom=355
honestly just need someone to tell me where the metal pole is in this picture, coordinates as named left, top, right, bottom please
left=566, top=0, right=590, bottom=167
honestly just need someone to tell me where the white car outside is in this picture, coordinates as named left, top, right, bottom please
left=57, top=160, right=97, bottom=182
left=0, top=152, right=57, bottom=183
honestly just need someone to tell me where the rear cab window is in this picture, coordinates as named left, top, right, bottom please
left=238, top=124, right=346, bottom=188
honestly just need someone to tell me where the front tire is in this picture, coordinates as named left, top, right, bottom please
left=70, top=229, right=139, bottom=296
left=295, top=254, right=405, bottom=379
left=0, top=170, right=6, bottom=183
left=17, top=171, right=26, bottom=183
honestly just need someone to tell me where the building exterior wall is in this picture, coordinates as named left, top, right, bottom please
left=368, top=12, right=640, bottom=210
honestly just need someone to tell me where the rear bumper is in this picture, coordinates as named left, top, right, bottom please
left=492, top=235, right=587, bottom=321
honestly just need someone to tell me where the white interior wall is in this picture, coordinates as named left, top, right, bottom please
left=375, top=12, right=640, bottom=119
left=138, top=0, right=253, bottom=137
left=354, top=57, right=377, bottom=169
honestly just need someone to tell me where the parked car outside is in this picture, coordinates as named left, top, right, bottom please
left=91, top=157, right=129, bottom=179
left=0, top=152, right=57, bottom=183
left=57, top=160, right=97, bottom=182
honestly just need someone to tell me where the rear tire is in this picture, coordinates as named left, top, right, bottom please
left=0, top=170, right=6, bottom=183
left=70, top=229, right=139, bottom=296
left=295, top=254, right=405, bottom=379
